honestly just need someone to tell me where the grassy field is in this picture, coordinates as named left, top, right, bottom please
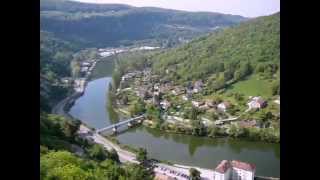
left=225, top=75, right=273, bottom=98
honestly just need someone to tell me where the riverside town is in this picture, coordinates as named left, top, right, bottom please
left=40, top=0, right=280, bottom=179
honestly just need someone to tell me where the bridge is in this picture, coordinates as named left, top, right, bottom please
left=96, top=115, right=145, bottom=133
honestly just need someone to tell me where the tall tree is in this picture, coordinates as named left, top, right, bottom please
left=189, top=168, right=201, bottom=180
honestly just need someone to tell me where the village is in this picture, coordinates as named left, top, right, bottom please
left=98, top=46, right=160, bottom=58
left=114, top=67, right=280, bottom=139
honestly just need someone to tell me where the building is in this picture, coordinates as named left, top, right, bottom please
left=81, top=62, right=91, bottom=67
left=160, top=100, right=171, bottom=110
left=231, top=160, right=256, bottom=180
left=193, top=80, right=204, bottom=93
left=237, top=120, right=258, bottom=128
left=214, top=160, right=232, bottom=180
left=217, top=102, right=231, bottom=112
left=192, top=100, right=205, bottom=107
left=213, top=160, right=256, bottom=180
left=247, top=97, right=267, bottom=109
left=137, top=88, right=148, bottom=99
left=172, top=86, right=186, bottom=96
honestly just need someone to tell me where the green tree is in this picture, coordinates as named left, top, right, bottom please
left=189, top=168, right=201, bottom=180
left=124, top=164, right=153, bottom=180
left=129, top=99, right=146, bottom=116
left=109, top=148, right=120, bottom=163
left=228, top=124, right=244, bottom=138
left=88, top=144, right=108, bottom=162
left=207, top=124, right=219, bottom=137
left=271, top=80, right=280, bottom=95
left=136, top=148, right=147, bottom=162
left=190, top=107, right=199, bottom=120
left=146, top=104, right=161, bottom=122
left=191, top=120, right=206, bottom=136
left=62, top=119, right=81, bottom=138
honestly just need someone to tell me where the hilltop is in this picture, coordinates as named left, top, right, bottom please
left=151, top=12, right=280, bottom=92
left=40, top=0, right=247, bottom=47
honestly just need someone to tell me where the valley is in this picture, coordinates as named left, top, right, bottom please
left=40, top=1, right=280, bottom=180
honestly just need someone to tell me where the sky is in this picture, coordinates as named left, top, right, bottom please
left=74, top=0, right=280, bottom=17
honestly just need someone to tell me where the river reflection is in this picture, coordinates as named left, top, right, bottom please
left=116, top=126, right=280, bottom=176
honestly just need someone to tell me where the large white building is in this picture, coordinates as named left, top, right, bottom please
left=213, top=160, right=256, bottom=180
left=214, top=160, right=232, bottom=180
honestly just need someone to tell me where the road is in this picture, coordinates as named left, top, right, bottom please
left=79, top=125, right=139, bottom=164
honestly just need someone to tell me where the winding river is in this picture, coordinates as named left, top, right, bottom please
left=69, top=60, right=280, bottom=177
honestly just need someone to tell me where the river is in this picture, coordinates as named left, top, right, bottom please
left=69, top=59, right=280, bottom=177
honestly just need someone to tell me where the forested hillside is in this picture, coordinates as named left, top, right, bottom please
left=40, top=0, right=247, bottom=47
left=152, top=12, right=280, bottom=95
left=40, top=31, right=78, bottom=112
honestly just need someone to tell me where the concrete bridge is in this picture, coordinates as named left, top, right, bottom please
left=96, top=115, right=145, bottom=133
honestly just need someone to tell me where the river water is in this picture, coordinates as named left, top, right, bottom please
left=69, top=60, right=280, bottom=177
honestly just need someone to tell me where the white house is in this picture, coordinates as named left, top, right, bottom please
left=231, top=160, right=256, bottom=180
left=193, top=80, right=204, bottom=93
left=217, top=102, right=231, bottom=112
left=213, top=160, right=232, bottom=180
left=160, top=100, right=171, bottom=110
left=192, top=100, right=205, bottom=107
left=247, top=97, right=267, bottom=109
left=81, top=62, right=91, bottom=67
left=213, top=160, right=256, bottom=180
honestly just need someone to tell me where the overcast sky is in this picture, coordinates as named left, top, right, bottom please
left=74, top=0, right=279, bottom=17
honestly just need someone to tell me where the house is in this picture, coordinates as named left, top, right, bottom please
left=192, top=100, right=205, bottom=107
left=213, top=160, right=256, bottom=180
left=199, top=104, right=210, bottom=110
left=80, top=66, right=89, bottom=73
left=137, top=88, right=148, bottom=99
left=81, top=62, right=91, bottom=67
left=205, top=100, right=217, bottom=108
left=160, top=100, right=171, bottom=110
left=182, top=94, right=190, bottom=101
left=193, top=80, right=204, bottom=93
left=218, top=102, right=231, bottom=112
left=237, top=120, right=258, bottom=128
left=172, top=86, right=185, bottom=96
left=214, top=160, right=232, bottom=180
left=154, top=83, right=160, bottom=91
left=61, top=77, right=73, bottom=85
left=159, top=82, right=174, bottom=93
left=231, top=160, right=256, bottom=180
left=247, top=97, right=267, bottom=109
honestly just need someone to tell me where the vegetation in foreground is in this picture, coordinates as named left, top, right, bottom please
left=40, top=112, right=154, bottom=180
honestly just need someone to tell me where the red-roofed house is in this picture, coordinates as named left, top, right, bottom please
left=247, top=96, right=267, bottom=109
left=231, top=160, right=256, bottom=180
left=213, top=160, right=256, bottom=180
left=214, top=160, right=232, bottom=180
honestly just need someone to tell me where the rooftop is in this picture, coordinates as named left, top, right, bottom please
left=231, top=160, right=256, bottom=172
left=215, top=160, right=231, bottom=173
